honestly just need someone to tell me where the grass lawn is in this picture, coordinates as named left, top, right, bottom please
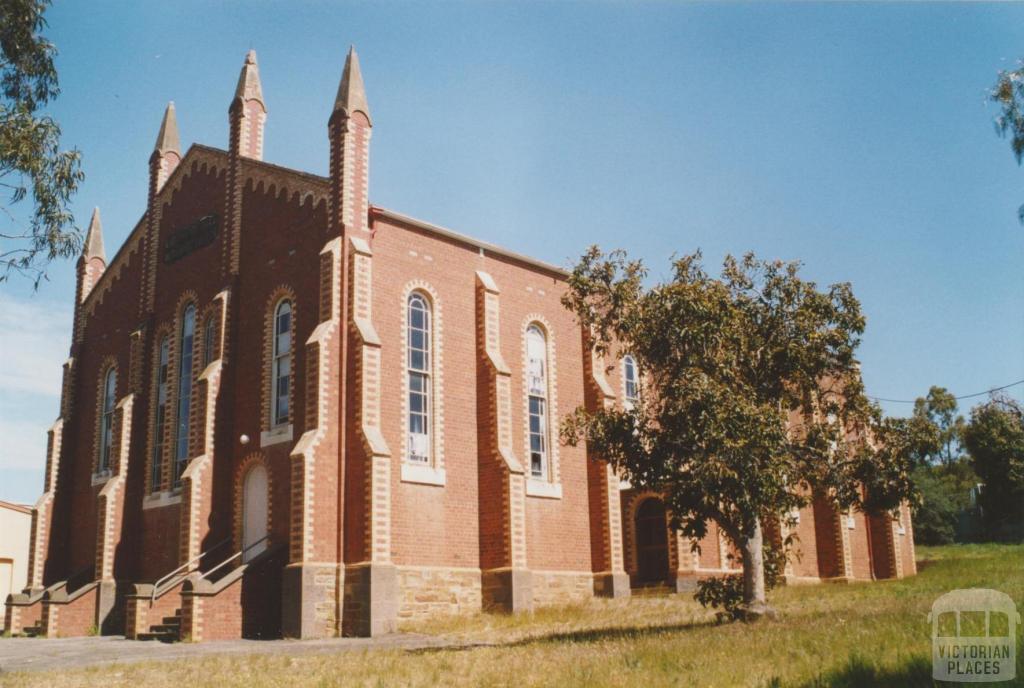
left=2, top=543, right=1021, bottom=687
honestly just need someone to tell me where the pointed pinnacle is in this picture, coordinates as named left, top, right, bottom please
left=234, top=48, right=265, bottom=106
left=83, top=207, right=105, bottom=263
left=154, top=102, right=180, bottom=155
left=333, top=45, right=371, bottom=124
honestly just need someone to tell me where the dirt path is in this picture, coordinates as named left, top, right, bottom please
left=0, top=633, right=459, bottom=674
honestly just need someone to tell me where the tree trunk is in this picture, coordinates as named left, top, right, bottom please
left=738, top=517, right=772, bottom=621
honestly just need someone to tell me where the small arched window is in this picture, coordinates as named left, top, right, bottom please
left=202, top=316, right=217, bottom=368
left=526, top=324, right=549, bottom=479
left=272, top=300, right=292, bottom=427
left=98, top=368, right=116, bottom=473
left=151, top=336, right=170, bottom=490
left=407, top=293, right=431, bottom=463
left=174, top=304, right=196, bottom=484
left=623, top=355, right=639, bottom=408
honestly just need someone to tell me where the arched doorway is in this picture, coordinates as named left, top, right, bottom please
left=635, top=497, right=670, bottom=585
left=242, top=463, right=268, bottom=563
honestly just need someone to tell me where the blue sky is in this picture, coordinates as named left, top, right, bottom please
left=2, top=2, right=1022, bottom=503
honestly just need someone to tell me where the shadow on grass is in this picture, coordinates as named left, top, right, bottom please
left=783, top=653, right=936, bottom=688
left=408, top=617, right=720, bottom=654
left=915, top=559, right=937, bottom=572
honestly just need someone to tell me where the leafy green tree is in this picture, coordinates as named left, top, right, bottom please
left=0, top=0, right=84, bottom=286
left=910, top=462, right=979, bottom=545
left=963, top=395, right=1024, bottom=540
left=912, top=387, right=964, bottom=467
left=560, top=248, right=917, bottom=619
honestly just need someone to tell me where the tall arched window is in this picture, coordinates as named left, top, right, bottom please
left=272, top=300, right=292, bottom=427
left=202, top=316, right=216, bottom=368
left=98, top=368, right=116, bottom=473
left=174, top=304, right=196, bottom=484
left=407, top=293, right=431, bottom=464
left=623, top=355, right=639, bottom=409
left=526, top=324, right=549, bottom=479
left=151, top=336, right=170, bottom=490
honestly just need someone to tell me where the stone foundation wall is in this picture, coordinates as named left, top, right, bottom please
left=530, top=571, right=593, bottom=608
left=397, top=565, right=481, bottom=620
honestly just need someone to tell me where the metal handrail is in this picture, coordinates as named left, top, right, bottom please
left=199, top=535, right=271, bottom=584
left=151, top=537, right=230, bottom=604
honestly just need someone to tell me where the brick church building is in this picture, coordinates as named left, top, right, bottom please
left=4, top=48, right=915, bottom=641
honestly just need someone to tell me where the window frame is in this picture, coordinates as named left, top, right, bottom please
left=97, top=367, right=117, bottom=475
left=623, top=354, right=639, bottom=408
left=150, top=335, right=170, bottom=492
left=525, top=323, right=550, bottom=481
left=271, top=299, right=292, bottom=428
left=202, top=315, right=216, bottom=369
left=173, top=303, right=197, bottom=486
left=406, top=292, right=432, bottom=465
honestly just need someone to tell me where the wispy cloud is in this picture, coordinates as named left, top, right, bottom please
left=0, top=294, right=70, bottom=490
left=0, top=294, right=71, bottom=398
left=0, top=417, right=50, bottom=471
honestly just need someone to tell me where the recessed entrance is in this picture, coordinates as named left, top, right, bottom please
left=635, top=497, right=670, bottom=585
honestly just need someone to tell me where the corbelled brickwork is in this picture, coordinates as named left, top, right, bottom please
left=9, top=45, right=914, bottom=643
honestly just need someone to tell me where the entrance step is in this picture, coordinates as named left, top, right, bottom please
left=139, top=607, right=182, bottom=642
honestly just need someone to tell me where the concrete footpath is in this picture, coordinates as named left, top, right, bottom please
left=0, top=633, right=459, bottom=674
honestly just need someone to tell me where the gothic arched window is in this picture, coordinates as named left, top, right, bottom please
left=407, top=293, right=432, bottom=464
left=98, top=367, right=116, bottom=473
left=526, top=324, right=549, bottom=479
left=272, top=300, right=292, bottom=427
left=151, top=336, right=170, bottom=490
left=174, top=304, right=196, bottom=484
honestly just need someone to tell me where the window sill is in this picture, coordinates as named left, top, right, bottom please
left=91, top=471, right=111, bottom=487
left=142, top=491, right=183, bottom=510
left=401, top=462, right=446, bottom=486
left=261, top=424, right=293, bottom=448
left=526, top=478, right=562, bottom=500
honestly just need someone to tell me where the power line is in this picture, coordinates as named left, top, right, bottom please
left=868, top=378, right=1024, bottom=405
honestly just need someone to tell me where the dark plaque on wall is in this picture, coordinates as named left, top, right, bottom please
left=163, top=214, right=219, bottom=264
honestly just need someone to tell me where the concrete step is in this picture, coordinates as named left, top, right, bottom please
left=161, top=615, right=183, bottom=625
left=149, top=623, right=180, bottom=634
left=136, top=631, right=178, bottom=642
left=19, top=625, right=44, bottom=637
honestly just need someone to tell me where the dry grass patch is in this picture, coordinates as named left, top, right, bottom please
left=1, top=544, right=1021, bottom=688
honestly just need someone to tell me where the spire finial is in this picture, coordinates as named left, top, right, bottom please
left=333, top=45, right=371, bottom=124
left=235, top=48, right=265, bottom=106
left=83, top=207, right=105, bottom=263
left=154, top=101, right=180, bottom=155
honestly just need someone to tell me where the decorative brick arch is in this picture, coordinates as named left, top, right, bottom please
left=520, top=314, right=561, bottom=485
left=92, top=355, right=119, bottom=476
left=399, top=280, right=446, bottom=473
left=234, top=452, right=273, bottom=552
left=623, top=490, right=673, bottom=577
left=261, top=285, right=297, bottom=434
left=145, top=323, right=173, bottom=493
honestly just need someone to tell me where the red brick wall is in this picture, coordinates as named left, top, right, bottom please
left=848, top=510, right=873, bottom=580
left=788, top=504, right=821, bottom=579
left=192, top=582, right=242, bottom=641
left=48, top=586, right=97, bottom=637
left=370, top=218, right=593, bottom=575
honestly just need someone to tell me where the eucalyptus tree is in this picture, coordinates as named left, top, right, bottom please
left=0, top=0, right=84, bottom=286
left=561, top=248, right=916, bottom=619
